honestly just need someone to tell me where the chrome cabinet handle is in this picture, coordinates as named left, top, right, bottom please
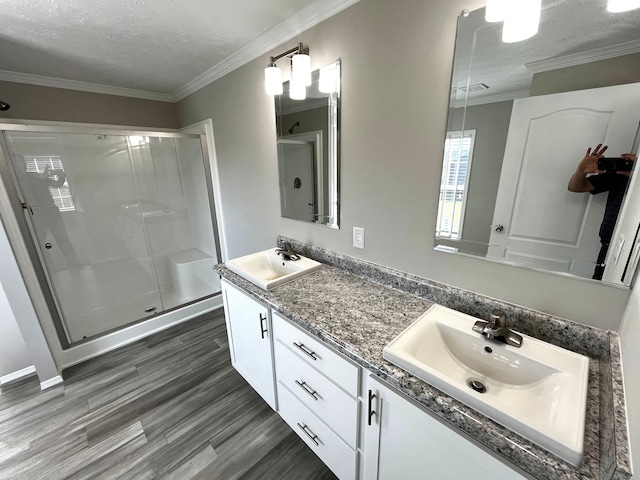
left=259, top=313, right=267, bottom=339
left=295, top=380, right=319, bottom=401
left=368, top=389, right=377, bottom=426
left=292, top=342, right=318, bottom=360
left=297, top=423, right=319, bottom=446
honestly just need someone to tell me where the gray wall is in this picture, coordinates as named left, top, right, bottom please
left=444, top=100, right=513, bottom=254
left=530, top=52, right=640, bottom=96
left=0, top=80, right=178, bottom=129
left=0, top=282, right=32, bottom=378
left=176, top=0, right=630, bottom=329
left=620, top=281, right=640, bottom=477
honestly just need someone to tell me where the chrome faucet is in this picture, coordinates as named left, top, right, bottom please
left=275, top=242, right=300, bottom=261
left=472, top=310, right=523, bottom=348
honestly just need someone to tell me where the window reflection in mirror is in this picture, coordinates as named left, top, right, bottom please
left=436, top=1, right=640, bottom=287
left=275, top=59, right=340, bottom=229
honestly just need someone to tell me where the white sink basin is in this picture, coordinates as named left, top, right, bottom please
left=225, top=248, right=322, bottom=290
left=383, top=304, right=589, bottom=466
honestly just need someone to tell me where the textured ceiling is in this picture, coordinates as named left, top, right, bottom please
left=0, top=0, right=320, bottom=95
left=451, top=0, right=640, bottom=104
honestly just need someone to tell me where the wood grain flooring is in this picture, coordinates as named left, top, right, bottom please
left=0, top=311, right=338, bottom=480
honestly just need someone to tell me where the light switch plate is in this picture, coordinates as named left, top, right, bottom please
left=353, top=227, right=365, bottom=249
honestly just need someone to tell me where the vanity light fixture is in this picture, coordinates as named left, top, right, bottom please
left=607, top=0, right=640, bottom=11
left=501, top=0, right=541, bottom=43
left=318, top=63, right=339, bottom=94
left=485, top=0, right=509, bottom=22
left=264, top=42, right=311, bottom=100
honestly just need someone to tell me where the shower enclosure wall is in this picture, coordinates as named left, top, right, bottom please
left=0, top=127, right=221, bottom=346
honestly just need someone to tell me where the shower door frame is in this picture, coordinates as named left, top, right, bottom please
left=0, top=119, right=225, bottom=355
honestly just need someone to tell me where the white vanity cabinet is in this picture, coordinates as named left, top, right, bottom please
left=220, top=278, right=531, bottom=480
left=221, top=279, right=276, bottom=410
left=362, top=374, right=529, bottom=480
left=272, top=312, right=360, bottom=480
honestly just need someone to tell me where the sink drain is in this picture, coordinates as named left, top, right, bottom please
left=468, top=379, right=486, bottom=393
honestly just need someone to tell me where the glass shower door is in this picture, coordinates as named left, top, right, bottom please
left=3, top=131, right=163, bottom=342
left=126, top=135, right=220, bottom=311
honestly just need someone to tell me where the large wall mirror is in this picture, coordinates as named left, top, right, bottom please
left=275, top=59, right=340, bottom=229
left=436, top=1, right=640, bottom=286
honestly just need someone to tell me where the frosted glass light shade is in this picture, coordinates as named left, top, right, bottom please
left=289, top=80, right=306, bottom=100
left=485, top=0, right=508, bottom=22
left=291, top=54, right=312, bottom=87
left=502, top=0, right=541, bottom=43
left=318, top=64, right=338, bottom=93
left=264, top=66, right=283, bottom=95
left=607, top=0, right=640, bottom=11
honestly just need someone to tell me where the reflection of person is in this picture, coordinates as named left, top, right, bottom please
left=23, top=164, right=83, bottom=268
left=568, top=144, right=636, bottom=280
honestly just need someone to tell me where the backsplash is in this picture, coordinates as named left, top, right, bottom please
left=278, top=236, right=609, bottom=358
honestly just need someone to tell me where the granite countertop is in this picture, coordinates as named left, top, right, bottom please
left=215, top=240, right=631, bottom=480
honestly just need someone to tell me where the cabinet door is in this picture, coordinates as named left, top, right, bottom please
left=221, top=280, right=275, bottom=409
left=363, top=375, right=527, bottom=480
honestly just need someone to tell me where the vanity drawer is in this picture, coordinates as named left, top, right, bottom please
left=272, top=312, right=359, bottom=397
left=274, top=339, right=358, bottom=447
left=278, top=381, right=357, bottom=480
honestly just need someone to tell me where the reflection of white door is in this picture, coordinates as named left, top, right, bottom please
left=279, top=140, right=315, bottom=222
left=487, top=83, right=640, bottom=277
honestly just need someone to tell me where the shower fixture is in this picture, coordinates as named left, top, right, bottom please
left=0, top=100, right=10, bottom=111
left=288, top=121, right=300, bottom=134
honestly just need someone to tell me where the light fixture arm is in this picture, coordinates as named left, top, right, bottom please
left=268, top=42, right=307, bottom=66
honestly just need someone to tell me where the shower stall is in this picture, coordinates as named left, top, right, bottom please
left=0, top=124, right=222, bottom=347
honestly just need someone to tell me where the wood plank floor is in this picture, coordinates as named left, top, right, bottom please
left=0, top=311, right=338, bottom=480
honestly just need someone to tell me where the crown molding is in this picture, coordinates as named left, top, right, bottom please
left=525, top=39, right=640, bottom=74
left=450, top=89, right=530, bottom=108
left=172, top=0, right=361, bottom=101
left=0, top=69, right=174, bottom=102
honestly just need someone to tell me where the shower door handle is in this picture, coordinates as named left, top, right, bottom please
left=21, top=202, right=33, bottom=215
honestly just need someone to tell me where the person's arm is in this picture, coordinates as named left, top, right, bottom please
left=568, top=144, right=607, bottom=192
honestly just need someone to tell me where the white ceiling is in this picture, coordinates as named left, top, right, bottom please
left=0, top=0, right=359, bottom=102
left=451, top=0, right=640, bottom=106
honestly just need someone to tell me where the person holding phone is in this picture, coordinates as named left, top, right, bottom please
left=568, top=143, right=637, bottom=280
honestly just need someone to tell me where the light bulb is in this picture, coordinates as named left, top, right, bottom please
left=502, top=0, right=541, bottom=43
left=607, top=0, right=640, bottom=11
left=289, top=80, right=306, bottom=100
left=485, top=0, right=508, bottom=22
left=264, top=65, right=283, bottom=95
left=318, top=64, right=338, bottom=93
left=291, top=53, right=312, bottom=87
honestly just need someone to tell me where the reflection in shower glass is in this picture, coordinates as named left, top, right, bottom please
left=3, top=131, right=220, bottom=343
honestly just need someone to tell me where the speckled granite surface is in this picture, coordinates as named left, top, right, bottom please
left=216, top=239, right=631, bottom=480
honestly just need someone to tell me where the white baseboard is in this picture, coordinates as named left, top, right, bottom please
left=40, top=375, right=63, bottom=390
left=0, top=365, right=36, bottom=385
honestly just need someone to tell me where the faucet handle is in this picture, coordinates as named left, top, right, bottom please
left=489, top=310, right=507, bottom=327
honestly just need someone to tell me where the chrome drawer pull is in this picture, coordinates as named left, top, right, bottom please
left=295, top=380, right=319, bottom=401
left=293, top=342, right=318, bottom=360
left=297, top=422, right=319, bottom=446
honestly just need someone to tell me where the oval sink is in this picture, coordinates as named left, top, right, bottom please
left=383, top=304, right=589, bottom=467
left=225, top=248, right=322, bottom=290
